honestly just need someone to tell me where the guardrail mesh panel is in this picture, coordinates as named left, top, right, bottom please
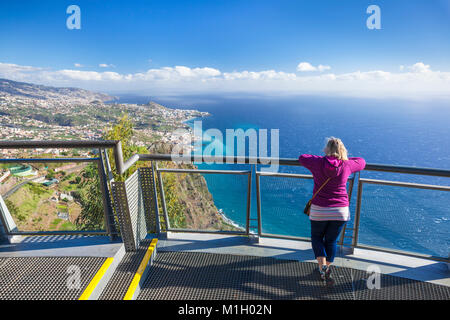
left=160, top=171, right=248, bottom=232
left=259, top=176, right=313, bottom=237
left=358, top=184, right=450, bottom=258
left=139, top=167, right=157, bottom=234
left=259, top=175, right=356, bottom=238
left=111, top=181, right=136, bottom=251
left=1, top=161, right=106, bottom=233
left=124, top=170, right=147, bottom=250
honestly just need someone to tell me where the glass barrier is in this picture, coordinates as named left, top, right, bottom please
left=259, top=175, right=314, bottom=238
left=0, top=161, right=105, bottom=232
left=158, top=169, right=249, bottom=233
left=358, top=183, right=450, bottom=258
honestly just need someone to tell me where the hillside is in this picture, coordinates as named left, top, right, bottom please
left=0, top=78, right=115, bottom=104
left=0, top=78, right=207, bottom=141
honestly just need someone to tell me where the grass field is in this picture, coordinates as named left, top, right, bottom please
left=7, top=181, right=81, bottom=231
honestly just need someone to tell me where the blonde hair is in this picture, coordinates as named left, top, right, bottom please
left=323, top=137, right=348, bottom=161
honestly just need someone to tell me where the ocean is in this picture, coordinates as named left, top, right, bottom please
left=119, top=94, right=450, bottom=258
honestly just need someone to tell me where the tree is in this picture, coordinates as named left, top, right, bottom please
left=46, top=169, right=55, bottom=180
left=76, top=114, right=148, bottom=230
left=75, top=163, right=104, bottom=230
left=103, top=114, right=134, bottom=181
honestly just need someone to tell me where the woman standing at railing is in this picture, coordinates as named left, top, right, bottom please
left=299, top=137, right=365, bottom=286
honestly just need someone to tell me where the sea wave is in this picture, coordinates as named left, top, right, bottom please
left=218, top=210, right=245, bottom=231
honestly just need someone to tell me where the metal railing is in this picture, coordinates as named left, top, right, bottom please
left=255, top=171, right=356, bottom=243
left=1, top=141, right=449, bottom=262
left=352, top=177, right=450, bottom=259
left=156, top=166, right=252, bottom=235
left=124, top=153, right=449, bottom=261
left=0, top=140, right=121, bottom=239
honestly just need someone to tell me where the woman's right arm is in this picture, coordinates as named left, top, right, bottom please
left=348, top=157, right=366, bottom=173
left=298, top=154, right=321, bottom=170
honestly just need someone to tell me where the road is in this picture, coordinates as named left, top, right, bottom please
left=2, top=175, right=45, bottom=199
left=1, top=163, right=87, bottom=199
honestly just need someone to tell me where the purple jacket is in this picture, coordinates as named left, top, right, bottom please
left=298, top=154, right=366, bottom=207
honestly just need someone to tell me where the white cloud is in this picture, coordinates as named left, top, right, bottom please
left=99, top=63, right=115, bottom=68
left=0, top=62, right=42, bottom=73
left=318, top=65, right=331, bottom=72
left=337, top=70, right=391, bottom=81
left=297, top=62, right=317, bottom=72
left=74, top=63, right=83, bottom=68
left=0, top=61, right=449, bottom=100
left=223, top=70, right=296, bottom=81
left=297, top=62, right=331, bottom=72
left=0, top=62, right=44, bottom=82
left=408, top=62, right=431, bottom=73
left=133, top=66, right=221, bottom=81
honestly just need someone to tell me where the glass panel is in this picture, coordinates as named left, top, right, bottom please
left=259, top=175, right=314, bottom=237
left=160, top=171, right=248, bottom=232
left=358, top=184, right=450, bottom=258
left=1, top=161, right=105, bottom=232
left=259, top=175, right=355, bottom=238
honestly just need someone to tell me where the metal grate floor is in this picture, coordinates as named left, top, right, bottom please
left=0, top=256, right=106, bottom=300
left=99, top=239, right=152, bottom=300
left=137, top=251, right=450, bottom=300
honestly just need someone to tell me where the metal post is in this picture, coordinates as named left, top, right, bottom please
left=255, top=172, right=262, bottom=237
left=0, top=195, right=13, bottom=241
left=156, top=164, right=170, bottom=231
left=352, top=180, right=364, bottom=248
left=151, top=161, right=161, bottom=234
left=245, top=168, right=252, bottom=235
left=97, top=150, right=117, bottom=240
left=339, top=173, right=356, bottom=246
left=103, top=148, right=115, bottom=182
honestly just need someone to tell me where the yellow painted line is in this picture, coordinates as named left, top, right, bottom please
left=79, top=257, right=114, bottom=300
left=124, top=238, right=158, bottom=300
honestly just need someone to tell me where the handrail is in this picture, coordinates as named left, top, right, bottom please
left=0, top=140, right=118, bottom=149
left=2, top=142, right=449, bottom=177
left=1, top=141, right=448, bottom=260
left=135, top=154, right=450, bottom=177
left=0, top=140, right=127, bottom=175
left=0, top=140, right=123, bottom=239
left=0, top=157, right=100, bottom=163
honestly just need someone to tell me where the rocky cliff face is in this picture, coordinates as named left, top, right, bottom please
left=149, top=142, right=240, bottom=232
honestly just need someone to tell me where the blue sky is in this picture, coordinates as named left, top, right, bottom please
left=0, top=0, right=449, bottom=98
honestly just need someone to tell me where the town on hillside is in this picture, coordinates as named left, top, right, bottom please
left=0, top=78, right=210, bottom=232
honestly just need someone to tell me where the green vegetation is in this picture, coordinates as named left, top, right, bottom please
left=75, top=114, right=146, bottom=230
left=103, top=114, right=149, bottom=181
left=162, top=172, right=187, bottom=228
left=50, top=218, right=62, bottom=229
left=45, top=169, right=56, bottom=179
left=4, top=199, right=20, bottom=221
left=8, top=183, right=53, bottom=224
left=75, top=163, right=104, bottom=230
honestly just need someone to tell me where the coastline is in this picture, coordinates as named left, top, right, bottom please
left=218, top=210, right=246, bottom=232
left=184, top=114, right=245, bottom=232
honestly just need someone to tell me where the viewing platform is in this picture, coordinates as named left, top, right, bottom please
left=0, top=140, right=449, bottom=300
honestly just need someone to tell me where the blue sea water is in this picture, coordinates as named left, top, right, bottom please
left=144, top=94, right=450, bottom=257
